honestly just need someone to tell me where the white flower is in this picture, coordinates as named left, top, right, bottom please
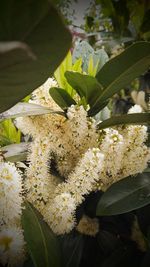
left=15, top=77, right=64, bottom=138
left=131, top=92, right=147, bottom=110
left=128, top=104, right=143, bottom=114
left=44, top=193, right=76, bottom=234
left=0, top=226, right=25, bottom=266
left=25, top=137, right=61, bottom=213
left=0, top=162, right=23, bottom=225
left=76, top=215, right=99, bottom=236
left=99, top=128, right=125, bottom=180
left=56, top=148, right=105, bottom=204
left=44, top=148, right=104, bottom=234
left=32, top=78, right=58, bottom=108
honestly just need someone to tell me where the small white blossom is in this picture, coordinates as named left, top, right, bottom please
left=44, top=148, right=104, bottom=234
left=25, top=137, right=61, bottom=213
left=0, top=226, right=25, bottom=266
left=128, top=104, right=143, bottom=114
left=0, top=162, right=23, bottom=225
left=44, top=193, right=76, bottom=234
left=76, top=215, right=99, bottom=236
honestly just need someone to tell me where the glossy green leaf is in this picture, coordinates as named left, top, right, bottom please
left=0, top=0, right=71, bottom=113
left=60, top=233, right=84, bottom=267
left=96, top=42, right=150, bottom=104
left=0, top=102, right=65, bottom=121
left=50, top=87, right=76, bottom=110
left=97, top=113, right=150, bottom=130
left=54, top=51, right=82, bottom=97
left=65, top=71, right=103, bottom=107
left=96, top=173, right=150, bottom=216
left=22, top=201, right=61, bottom=267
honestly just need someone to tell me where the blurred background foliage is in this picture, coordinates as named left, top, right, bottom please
left=55, top=0, right=150, bottom=115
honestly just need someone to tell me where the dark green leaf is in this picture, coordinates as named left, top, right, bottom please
left=101, top=246, right=137, bottom=267
left=23, top=257, right=34, bottom=267
left=88, top=101, right=109, bottom=117
left=0, top=41, right=35, bottom=57
left=96, top=173, right=150, bottom=216
left=0, top=0, right=71, bottom=113
left=0, top=102, right=65, bottom=121
left=98, top=230, right=121, bottom=254
left=59, top=232, right=84, bottom=267
left=50, top=87, right=76, bottom=109
left=96, top=42, right=150, bottom=104
left=97, top=113, right=150, bottom=130
left=141, top=252, right=150, bottom=267
left=0, top=135, right=13, bottom=146
left=22, top=201, right=61, bottom=267
left=65, top=71, right=103, bottom=107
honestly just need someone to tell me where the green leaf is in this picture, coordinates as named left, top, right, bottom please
left=23, top=258, right=34, bottom=267
left=50, top=87, right=76, bottom=110
left=0, top=135, right=13, bottom=146
left=92, top=49, right=109, bottom=73
left=0, top=102, right=65, bottom=121
left=60, top=233, right=84, bottom=267
left=0, top=118, right=21, bottom=146
left=0, top=0, right=71, bottom=113
left=96, top=173, right=150, bottom=216
left=72, top=41, right=108, bottom=73
left=97, top=113, right=150, bottom=130
left=73, top=41, right=93, bottom=71
left=96, top=42, right=150, bottom=104
left=0, top=41, right=35, bottom=56
left=127, top=0, right=145, bottom=34
left=22, top=201, right=61, bottom=267
left=1, top=142, right=29, bottom=162
left=72, top=58, right=82, bottom=73
left=88, top=100, right=109, bottom=117
left=54, top=51, right=82, bottom=97
left=65, top=71, right=103, bottom=108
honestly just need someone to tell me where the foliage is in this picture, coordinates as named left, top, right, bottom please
left=0, top=119, right=21, bottom=146
left=97, top=172, right=150, bottom=216
left=0, top=0, right=72, bottom=113
left=0, top=102, right=65, bottom=121
left=22, top=202, right=61, bottom=267
left=0, top=2, right=149, bottom=266
left=72, top=41, right=109, bottom=74
left=85, top=0, right=150, bottom=49
left=54, top=51, right=83, bottom=97
left=1, top=142, right=29, bottom=162
left=97, top=113, right=150, bottom=130
left=51, top=41, right=150, bottom=121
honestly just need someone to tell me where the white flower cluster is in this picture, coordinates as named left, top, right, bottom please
left=76, top=215, right=99, bottom=236
left=15, top=77, right=150, bottom=236
left=25, top=137, right=61, bottom=213
left=0, top=161, right=25, bottom=266
left=44, top=148, right=104, bottom=234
